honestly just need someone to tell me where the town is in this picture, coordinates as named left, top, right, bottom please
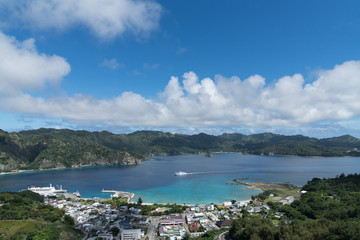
left=44, top=186, right=302, bottom=240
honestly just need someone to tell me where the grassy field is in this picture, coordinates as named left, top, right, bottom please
left=0, top=220, right=83, bottom=240
left=0, top=220, right=41, bottom=238
left=245, top=182, right=301, bottom=205
left=248, top=182, right=301, bottom=197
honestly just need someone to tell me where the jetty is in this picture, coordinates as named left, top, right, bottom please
left=101, top=189, right=135, bottom=202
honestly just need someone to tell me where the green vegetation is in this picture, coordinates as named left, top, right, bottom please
left=102, top=198, right=187, bottom=215
left=1, top=128, right=360, bottom=172
left=246, top=182, right=301, bottom=204
left=229, top=173, right=360, bottom=240
left=0, top=190, right=82, bottom=240
left=193, top=228, right=228, bottom=240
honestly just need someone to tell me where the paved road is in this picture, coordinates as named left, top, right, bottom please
left=148, top=216, right=160, bottom=240
left=219, top=231, right=229, bottom=240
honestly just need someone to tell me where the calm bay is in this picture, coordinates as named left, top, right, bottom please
left=0, top=153, right=359, bottom=204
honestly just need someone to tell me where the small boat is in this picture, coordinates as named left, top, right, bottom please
left=175, top=171, right=188, bottom=176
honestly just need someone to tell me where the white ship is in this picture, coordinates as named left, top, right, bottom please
left=27, top=184, right=67, bottom=196
left=175, top=171, right=188, bottom=176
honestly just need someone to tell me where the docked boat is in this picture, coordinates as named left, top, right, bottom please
left=27, top=184, right=67, bottom=196
left=175, top=171, right=188, bottom=176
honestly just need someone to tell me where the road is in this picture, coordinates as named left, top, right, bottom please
left=148, top=216, right=160, bottom=240
left=218, top=231, right=229, bottom=240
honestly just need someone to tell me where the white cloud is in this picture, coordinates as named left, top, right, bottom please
left=101, top=58, right=122, bottom=70
left=0, top=0, right=162, bottom=39
left=0, top=32, right=360, bottom=130
left=0, top=32, right=70, bottom=95
left=143, top=63, right=160, bottom=70
left=176, top=47, right=187, bottom=55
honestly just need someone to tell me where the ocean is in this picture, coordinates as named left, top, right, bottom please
left=1, top=153, right=359, bottom=204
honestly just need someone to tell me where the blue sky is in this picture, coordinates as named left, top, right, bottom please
left=0, top=0, right=360, bottom=137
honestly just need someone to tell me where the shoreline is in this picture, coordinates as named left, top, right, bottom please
left=0, top=163, right=140, bottom=176
left=1, top=152, right=357, bottom=175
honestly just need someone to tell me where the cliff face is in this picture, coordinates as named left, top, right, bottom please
left=36, top=152, right=141, bottom=170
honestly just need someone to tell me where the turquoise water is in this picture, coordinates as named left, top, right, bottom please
left=1, top=153, right=359, bottom=204
left=131, top=176, right=259, bottom=204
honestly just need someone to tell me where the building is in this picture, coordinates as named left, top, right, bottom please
left=121, top=229, right=142, bottom=240
left=216, top=219, right=233, bottom=228
left=206, top=204, right=214, bottom=211
left=159, top=225, right=186, bottom=238
left=159, top=215, right=184, bottom=225
left=279, top=196, right=295, bottom=206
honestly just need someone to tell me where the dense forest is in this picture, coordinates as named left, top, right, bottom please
left=1, top=128, right=360, bottom=171
left=229, top=174, right=360, bottom=240
left=0, top=191, right=82, bottom=239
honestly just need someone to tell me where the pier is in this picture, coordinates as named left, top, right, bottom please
left=101, top=189, right=135, bottom=202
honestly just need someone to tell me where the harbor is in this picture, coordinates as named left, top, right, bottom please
left=101, top=189, right=135, bottom=202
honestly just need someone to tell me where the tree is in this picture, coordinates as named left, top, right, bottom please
left=110, top=227, right=120, bottom=236
left=64, top=214, right=75, bottom=226
left=137, top=197, right=143, bottom=206
left=183, top=232, right=191, bottom=240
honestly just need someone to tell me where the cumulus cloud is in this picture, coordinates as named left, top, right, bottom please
left=1, top=31, right=360, bottom=128
left=0, top=32, right=70, bottom=95
left=0, top=0, right=162, bottom=39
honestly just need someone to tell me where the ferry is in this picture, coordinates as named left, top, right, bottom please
left=27, top=184, right=67, bottom=196
left=174, top=171, right=188, bottom=176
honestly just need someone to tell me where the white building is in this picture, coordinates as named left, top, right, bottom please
left=121, top=229, right=142, bottom=240
left=206, top=204, right=214, bottom=211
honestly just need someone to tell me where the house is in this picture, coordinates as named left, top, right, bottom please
left=235, top=201, right=248, bottom=208
left=279, top=196, right=295, bottom=206
left=216, top=219, right=233, bottom=228
left=97, top=233, right=113, bottom=240
left=139, top=217, right=149, bottom=225
left=206, top=204, right=214, bottom=211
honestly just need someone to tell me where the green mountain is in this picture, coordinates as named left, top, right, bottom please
left=0, top=128, right=359, bottom=172
left=0, top=191, right=82, bottom=239
left=0, top=129, right=141, bottom=171
left=229, top=173, right=360, bottom=240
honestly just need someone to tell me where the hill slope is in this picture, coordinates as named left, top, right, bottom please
left=0, top=128, right=359, bottom=171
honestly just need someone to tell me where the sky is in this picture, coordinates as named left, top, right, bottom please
left=0, top=0, right=360, bottom=138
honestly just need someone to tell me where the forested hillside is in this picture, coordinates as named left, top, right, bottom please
left=0, top=128, right=359, bottom=172
left=0, top=191, right=82, bottom=239
left=229, top=174, right=360, bottom=240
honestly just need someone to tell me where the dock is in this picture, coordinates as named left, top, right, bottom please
left=101, top=189, right=135, bottom=202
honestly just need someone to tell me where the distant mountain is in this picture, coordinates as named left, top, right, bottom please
left=0, top=128, right=359, bottom=172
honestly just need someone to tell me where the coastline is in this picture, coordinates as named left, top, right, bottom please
left=0, top=163, right=140, bottom=176
left=230, top=179, right=302, bottom=198
left=3, top=153, right=356, bottom=206
left=1, top=151, right=357, bottom=175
